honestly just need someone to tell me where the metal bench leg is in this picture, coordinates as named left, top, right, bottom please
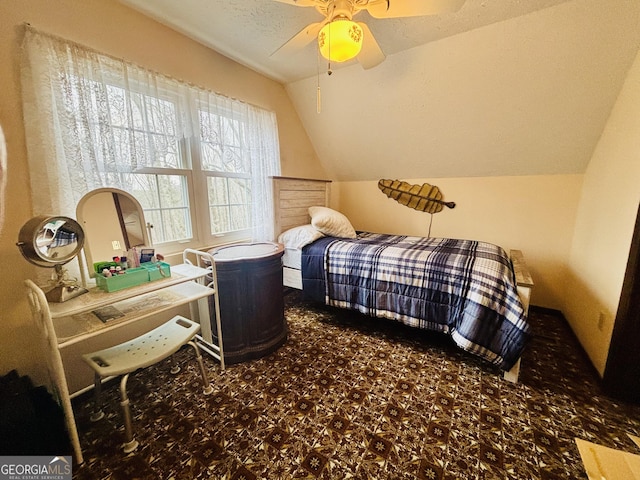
left=119, top=374, right=139, bottom=453
left=188, top=341, right=213, bottom=395
left=90, top=372, right=105, bottom=422
left=170, top=356, right=181, bottom=374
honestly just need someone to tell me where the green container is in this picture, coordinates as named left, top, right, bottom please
left=93, top=261, right=118, bottom=274
left=95, top=267, right=149, bottom=292
left=141, top=261, right=171, bottom=282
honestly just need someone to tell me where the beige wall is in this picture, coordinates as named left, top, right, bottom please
left=564, top=47, right=640, bottom=377
left=334, top=175, right=583, bottom=310
left=0, top=0, right=324, bottom=385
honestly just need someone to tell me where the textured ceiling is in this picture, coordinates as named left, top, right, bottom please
left=119, top=0, right=580, bottom=84
left=119, top=0, right=640, bottom=181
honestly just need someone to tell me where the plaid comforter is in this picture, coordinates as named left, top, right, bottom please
left=301, top=232, right=530, bottom=370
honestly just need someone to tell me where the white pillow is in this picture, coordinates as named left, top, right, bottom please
left=278, top=224, right=325, bottom=249
left=308, top=206, right=357, bottom=238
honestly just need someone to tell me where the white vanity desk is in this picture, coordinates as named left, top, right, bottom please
left=20, top=189, right=225, bottom=464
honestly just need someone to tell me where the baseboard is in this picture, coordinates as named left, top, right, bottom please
left=529, top=304, right=563, bottom=317
left=529, top=305, right=605, bottom=386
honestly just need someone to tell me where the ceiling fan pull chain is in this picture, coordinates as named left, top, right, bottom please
left=316, top=45, right=322, bottom=113
left=327, top=23, right=333, bottom=75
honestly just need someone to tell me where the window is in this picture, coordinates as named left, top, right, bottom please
left=68, top=81, right=193, bottom=247
left=22, top=27, right=281, bottom=253
left=199, top=108, right=252, bottom=236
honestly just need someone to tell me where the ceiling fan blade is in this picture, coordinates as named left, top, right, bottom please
left=272, top=0, right=318, bottom=6
left=366, top=0, right=465, bottom=18
left=356, top=22, right=385, bottom=69
left=271, top=21, right=325, bottom=57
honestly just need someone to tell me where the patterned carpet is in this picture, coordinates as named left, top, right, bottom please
left=71, top=289, right=640, bottom=479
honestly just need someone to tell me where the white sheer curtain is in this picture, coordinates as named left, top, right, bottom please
left=20, top=25, right=281, bottom=242
left=246, top=104, right=282, bottom=241
left=191, top=88, right=282, bottom=242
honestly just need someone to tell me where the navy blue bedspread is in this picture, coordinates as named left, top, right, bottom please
left=301, top=232, right=530, bottom=370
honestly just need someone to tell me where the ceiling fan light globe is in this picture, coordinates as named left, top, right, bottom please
left=318, top=19, right=363, bottom=62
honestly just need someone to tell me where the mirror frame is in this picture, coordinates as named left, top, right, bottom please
left=76, top=188, right=150, bottom=277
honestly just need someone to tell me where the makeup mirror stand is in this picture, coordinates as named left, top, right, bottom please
left=45, top=264, right=88, bottom=303
left=77, top=249, right=89, bottom=289
left=17, top=215, right=88, bottom=303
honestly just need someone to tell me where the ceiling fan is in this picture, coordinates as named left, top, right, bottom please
left=272, top=0, right=466, bottom=69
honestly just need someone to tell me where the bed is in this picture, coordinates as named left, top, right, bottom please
left=271, top=176, right=534, bottom=382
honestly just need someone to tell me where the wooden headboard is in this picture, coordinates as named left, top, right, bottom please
left=271, top=176, right=331, bottom=239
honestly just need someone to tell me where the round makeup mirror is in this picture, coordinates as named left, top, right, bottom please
left=76, top=188, right=151, bottom=277
left=17, top=215, right=88, bottom=302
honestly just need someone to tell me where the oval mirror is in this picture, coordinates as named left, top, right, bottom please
left=17, top=215, right=89, bottom=302
left=76, top=188, right=150, bottom=276
left=17, top=215, right=85, bottom=267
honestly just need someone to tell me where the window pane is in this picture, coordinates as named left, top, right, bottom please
left=159, top=207, right=190, bottom=243
left=149, top=132, right=180, bottom=169
left=145, top=94, right=177, bottom=135
left=117, top=173, right=191, bottom=244
left=207, top=177, right=229, bottom=206
left=229, top=205, right=249, bottom=231
left=78, top=82, right=184, bottom=171
left=209, top=206, right=230, bottom=235
left=207, top=177, right=250, bottom=234
left=228, top=178, right=249, bottom=205
left=199, top=110, right=250, bottom=174
left=126, top=174, right=160, bottom=209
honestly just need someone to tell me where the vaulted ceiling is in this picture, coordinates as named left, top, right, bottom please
left=120, top=0, right=640, bottom=181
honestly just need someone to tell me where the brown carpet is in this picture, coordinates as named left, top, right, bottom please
left=72, top=289, right=640, bottom=479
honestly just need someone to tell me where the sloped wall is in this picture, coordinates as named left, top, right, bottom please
left=286, top=0, right=640, bottom=182
left=564, top=47, right=640, bottom=377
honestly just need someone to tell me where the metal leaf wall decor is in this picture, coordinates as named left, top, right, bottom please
left=378, top=179, right=456, bottom=214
